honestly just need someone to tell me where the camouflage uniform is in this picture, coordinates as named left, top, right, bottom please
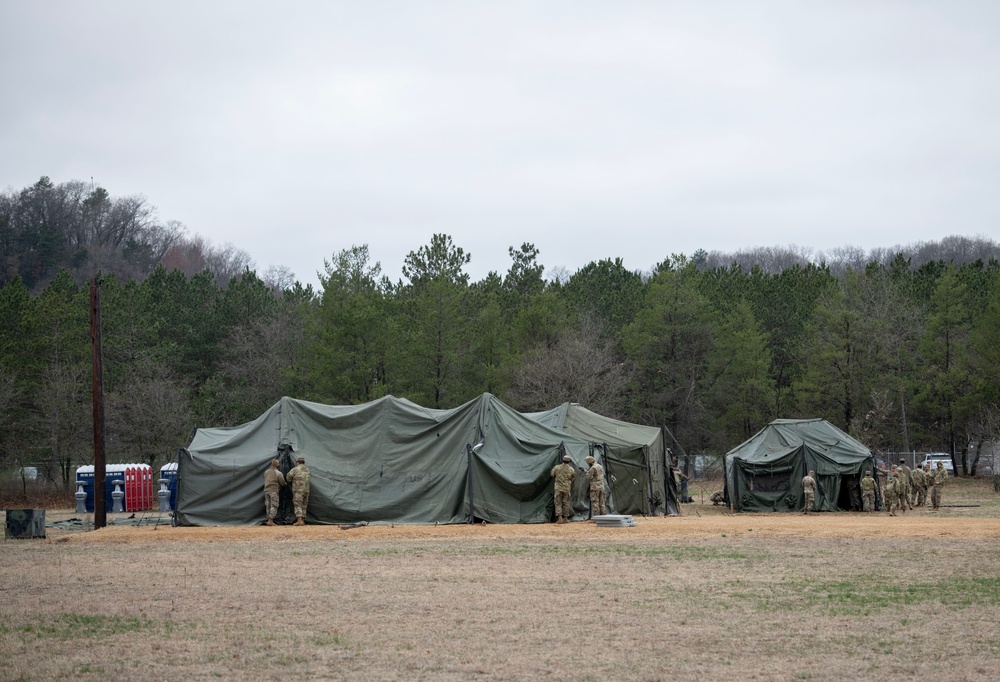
left=860, top=473, right=876, bottom=513
left=585, top=458, right=607, bottom=516
left=285, top=460, right=311, bottom=524
left=875, top=467, right=889, bottom=510
left=262, top=460, right=286, bottom=524
left=710, top=491, right=725, bottom=506
left=550, top=456, right=576, bottom=523
left=801, top=473, right=816, bottom=513
left=883, top=474, right=898, bottom=516
left=910, top=466, right=927, bottom=507
left=930, top=463, right=946, bottom=509
left=897, top=462, right=913, bottom=510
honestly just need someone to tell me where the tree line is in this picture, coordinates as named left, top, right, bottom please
left=2, top=177, right=999, bottom=485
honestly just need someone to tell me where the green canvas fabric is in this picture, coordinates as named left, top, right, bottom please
left=176, top=394, right=595, bottom=526
left=724, top=418, right=874, bottom=512
left=525, top=403, right=679, bottom=516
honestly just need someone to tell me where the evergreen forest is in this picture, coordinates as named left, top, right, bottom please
left=3, top=177, right=1000, bottom=486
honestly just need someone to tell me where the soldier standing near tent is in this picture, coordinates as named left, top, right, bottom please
left=886, top=468, right=907, bottom=516
left=262, top=458, right=286, bottom=526
left=897, top=458, right=913, bottom=510
left=910, top=463, right=927, bottom=507
left=672, top=465, right=691, bottom=503
left=801, top=470, right=816, bottom=514
left=930, top=461, right=947, bottom=510
left=285, top=456, right=311, bottom=525
left=860, top=471, right=876, bottom=513
left=883, top=469, right=897, bottom=516
left=551, top=454, right=575, bottom=524
left=585, top=455, right=607, bottom=517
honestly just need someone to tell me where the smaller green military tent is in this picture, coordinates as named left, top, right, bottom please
left=724, top=419, right=875, bottom=512
left=175, top=394, right=601, bottom=526
left=525, top=403, right=679, bottom=516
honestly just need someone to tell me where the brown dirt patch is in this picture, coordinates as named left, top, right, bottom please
left=53, top=510, right=1000, bottom=545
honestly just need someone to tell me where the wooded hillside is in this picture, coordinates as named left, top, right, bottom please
left=3, top=177, right=998, bottom=485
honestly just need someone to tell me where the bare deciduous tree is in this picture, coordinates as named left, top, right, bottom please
left=105, top=357, right=192, bottom=470
left=506, top=320, right=630, bottom=417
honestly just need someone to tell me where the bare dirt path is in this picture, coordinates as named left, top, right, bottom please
left=52, top=508, right=1000, bottom=544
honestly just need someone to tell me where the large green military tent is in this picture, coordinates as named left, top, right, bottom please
left=175, top=394, right=604, bottom=526
left=724, top=418, right=875, bottom=512
left=525, top=402, right=679, bottom=516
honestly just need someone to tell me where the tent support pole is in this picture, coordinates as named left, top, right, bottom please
left=466, top=444, right=475, bottom=524
left=661, top=428, right=671, bottom=515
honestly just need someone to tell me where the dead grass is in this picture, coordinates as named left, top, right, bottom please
left=3, top=477, right=1000, bottom=681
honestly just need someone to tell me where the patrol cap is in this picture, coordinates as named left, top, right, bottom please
left=563, top=455, right=572, bottom=462
left=585, top=456, right=595, bottom=464
left=296, top=457, right=305, bottom=463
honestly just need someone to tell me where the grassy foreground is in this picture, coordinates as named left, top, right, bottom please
left=2, top=478, right=999, bottom=681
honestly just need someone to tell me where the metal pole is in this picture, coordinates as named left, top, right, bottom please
left=90, top=276, right=107, bottom=529
left=466, top=444, right=475, bottom=524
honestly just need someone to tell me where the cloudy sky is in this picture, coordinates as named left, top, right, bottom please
left=2, top=1, right=998, bottom=286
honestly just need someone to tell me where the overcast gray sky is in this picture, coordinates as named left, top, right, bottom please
left=2, top=1, right=998, bottom=286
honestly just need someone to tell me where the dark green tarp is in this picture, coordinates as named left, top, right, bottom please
left=524, top=402, right=679, bottom=516
left=176, top=394, right=601, bottom=526
left=724, top=418, right=874, bottom=512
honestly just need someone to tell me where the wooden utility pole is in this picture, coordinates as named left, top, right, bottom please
left=90, top=276, right=106, bottom=529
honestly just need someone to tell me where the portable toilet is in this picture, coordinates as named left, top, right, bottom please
left=160, top=462, right=178, bottom=512
left=75, top=464, right=131, bottom=513
left=123, top=463, right=154, bottom=511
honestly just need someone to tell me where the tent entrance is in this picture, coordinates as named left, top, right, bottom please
left=837, top=473, right=862, bottom=511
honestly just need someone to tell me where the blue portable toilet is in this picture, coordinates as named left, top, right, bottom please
left=159, top=462, right=178, bottom=511
left=75, top=464, right=128, bottom=513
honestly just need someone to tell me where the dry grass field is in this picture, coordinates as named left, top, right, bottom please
left=3, top=477, right=1000, bottom=681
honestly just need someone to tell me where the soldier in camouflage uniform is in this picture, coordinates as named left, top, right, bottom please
left=884, top=469, right=898, bottom=516
left=930, top=461, right=947, bottom=510
left=897, top=459, right=913, bottom=510
left=262, top=458, right=286, bottom=525
left=710, top=490, right=725, bottom=506
left=801, top=470, right=816, bottom=514
left=910, top=464, right=927, bottom=507
left=860, top=471, right=876, bottom=513
left=550, top=454, right=576, bottom=524
left=874, top=465, right=889, bottom=510
left=285, top=456, right=311, bottom=525
left=585, top=455, right=607, bottom=516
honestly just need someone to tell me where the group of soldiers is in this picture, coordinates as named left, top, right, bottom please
left=550, top=454, right=607, bottom=523
left=859, top=458, right=948, bottom=515
left=262, top=456, right=311, bottom=526
left=262, top=452, right=952, bottom=524
left=265, top=452, right=606, bottom=527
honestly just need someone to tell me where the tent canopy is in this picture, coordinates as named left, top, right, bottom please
left=724, top=418, right=874, bottom=512
left=525, top=402, right=678, bottom=516
left=177, top=394, right=622, bottom=526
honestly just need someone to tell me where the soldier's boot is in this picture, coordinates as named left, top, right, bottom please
left=295, top=517, right=305, bottom=526
left=266, top=518, right=275, bottom=526
left=556, top=516, right=566, bottom=524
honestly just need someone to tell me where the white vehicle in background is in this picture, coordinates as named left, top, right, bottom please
left=12, top=466, right=39, bottom=481
left=921, top=454, right=955, bottom=476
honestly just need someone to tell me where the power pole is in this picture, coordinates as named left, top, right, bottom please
left=90, top=275, right=106, bottom=529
